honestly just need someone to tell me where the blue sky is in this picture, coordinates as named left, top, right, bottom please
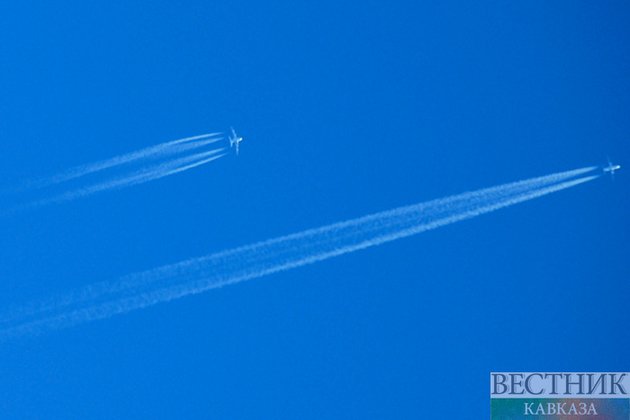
left=0, top=1, right=628, bottom=418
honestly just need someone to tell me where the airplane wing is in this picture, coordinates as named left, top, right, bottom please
left=230, top=127, right=237, bottom=138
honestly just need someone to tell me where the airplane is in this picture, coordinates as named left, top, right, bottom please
left=603, top=157, right=621, bottom=180
left=229, top=127, right=244, bottom=155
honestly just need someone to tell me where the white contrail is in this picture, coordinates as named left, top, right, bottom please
left=22, top=148, right=227, bottom=207
left=9, top=167, right=593, bottom=324
left=19, top=132, right=223, bottom=190
left=0, top=167, right=599, bottom=337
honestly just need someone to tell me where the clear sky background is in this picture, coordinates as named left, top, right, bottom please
left=0, top=1, right=628, bottom=418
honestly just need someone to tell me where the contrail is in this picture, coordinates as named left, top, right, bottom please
left=8, top=148, right=228, bottom=213
left=0, top=167, right=599, bottom=338
left=18, top=132, right=223, bottom=190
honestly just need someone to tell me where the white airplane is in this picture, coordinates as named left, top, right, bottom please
left=603, top=157, right=621, bottom=180
left=229, top=127, right=243, bottom=155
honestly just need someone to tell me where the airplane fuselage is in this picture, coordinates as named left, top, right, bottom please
left=603, top=162, right=621, bottom=180
left=603, top=164, right=621, bottom=173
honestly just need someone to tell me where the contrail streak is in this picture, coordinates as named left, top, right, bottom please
left=18, top=148, right=227, bottom=209
left=19, top=133, right=223, bottom=190
left=0, top=167, right=599, bottom=338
